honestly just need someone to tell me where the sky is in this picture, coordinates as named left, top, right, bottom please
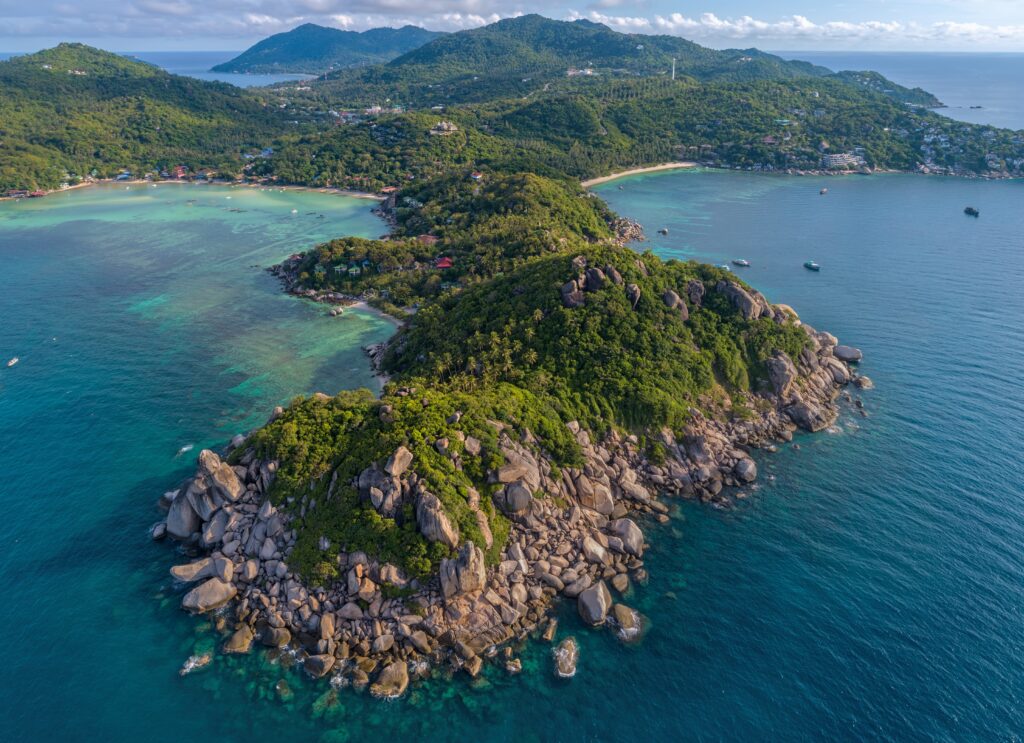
left=1, top=1, right=1023, bottom=52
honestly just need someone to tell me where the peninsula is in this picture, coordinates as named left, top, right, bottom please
left=156, top=167, right=871, bottom=692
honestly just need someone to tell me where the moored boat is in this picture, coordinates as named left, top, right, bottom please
left=804, top=261, right=821, bottom=271
left=7, top=357, right=19, bottom=367
left=820, top=188, right=828, bottom=195
left=964, top=206, right=980, bottom=217
left=732, top=259, right=750, bottom=267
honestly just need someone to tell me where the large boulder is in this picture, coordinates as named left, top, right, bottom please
left=439, top=541, right=487, bottom=600
left=686, top=279, right=705, bottom=307
left=583, top=267, right=606, bottom=292
left=371, top=662, right=409, bottom=699
left=200, top=508, right=229, bottom=548
left=261, top=627, right=291, bottom=647
left=224, top=625, right=254, bottom=654
left=662, top=289, right=689, bottom=321
left=734, top=457, right=758, bottom=483
left=197, top=449, right=243, bottom=502
left=494, top=480, right=532, bottom=516
left=786, top=401, right=834, bottom=432
left=766, top=351, right=798, bottom=397
left=574, top=473, right=614, bottom=515
left=166, top=492, right=202, bottom=539
left=561, top=279, right=585, bottom=309
left=170, top=558, right=213, bottom=583
left=716, top=280, right=770, bottom=320
left=626, top=283, right=641, bottom=309
left=834, top=345, right=863, bottom=363
left=384, top=445, right=413, bottom=477
left=181, top=578, right=236, bottom=613
left=577, top=581, right=612, bottom=625
left=581, top=536, right=610, bottom=566
left=304, top=654, right=335, bottom=679
left=608, top=518, right=644, bottom=557
left=415, top=491, right=459, bottom=549
left=358, top=465, right=401, bottom=515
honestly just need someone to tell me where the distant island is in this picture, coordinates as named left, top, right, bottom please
left=211, top=24, right=445, bottom=75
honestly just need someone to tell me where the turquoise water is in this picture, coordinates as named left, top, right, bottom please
left=3, top=171, right=1024, bottom=741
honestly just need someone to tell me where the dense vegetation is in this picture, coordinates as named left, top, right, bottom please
left=264, top=74, right=1024, bottom=190
left=301, top=15, right=830, bottom=107
left=212, top=24, right=444, bottom=75
left=3, top=18, right=1022, bottom=192
left=0, top=44, right=285, bottom=190
left=291, top=173, right=613, bottom=309
left=249, top=170, right=808, bottom=578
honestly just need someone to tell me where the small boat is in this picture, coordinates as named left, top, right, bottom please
left=964, top=206, right=980, bottom=217
left=820, top=188, right=828, bottom=195
left=804, top=261, right=821, bottom=272
left=657, top=227, right=669, bottom=235
left=290, top=209, right=298, bottom=214
left=6, top=357, right=18, bottom=367
left=732, top=259, right=750, bottom=267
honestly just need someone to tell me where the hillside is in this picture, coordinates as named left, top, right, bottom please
left=212, top=24, right=444, bottom=75
left=259, top=75, right=1024, bottom=191
left=0, top=44, right=283, bottom=190
left=306, top=15, right=830, bottom=106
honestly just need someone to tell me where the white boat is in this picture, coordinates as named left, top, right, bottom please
left=732, top=259, right=750, bottom=267
left=6, top=357, right=19, bottom=367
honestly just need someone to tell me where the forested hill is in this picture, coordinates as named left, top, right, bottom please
left=301, top=15, right=940, bottom=110
left=0, top=44, right=282, bottom=190
left=307, top=15, right=830, bottom=106
left=212, top=24, right=445, bottom=75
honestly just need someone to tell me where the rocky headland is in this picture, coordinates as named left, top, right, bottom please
left=154, top=258, right=869, bottom=695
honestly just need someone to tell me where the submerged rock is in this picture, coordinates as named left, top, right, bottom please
left=224, top=625, right=254, bottom=654
left=371, top=661, right=409, bottom=699
left=553, top=637, right=579, bottom=678
left=612, top=603, right=641, bottom=641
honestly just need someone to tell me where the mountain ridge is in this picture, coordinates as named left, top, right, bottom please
left=211, top=24, right=445, bottom=74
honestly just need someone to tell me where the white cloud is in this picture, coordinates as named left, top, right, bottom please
left=572, top=10, right=1024, bottom=46
left=4, top=3, right=1024, bottom=49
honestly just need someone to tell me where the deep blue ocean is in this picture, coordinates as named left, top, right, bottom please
left=2, top=171, right=1023, bottom=740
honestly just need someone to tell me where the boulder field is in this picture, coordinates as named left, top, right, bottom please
left=155, top=317, right=866, bottom=697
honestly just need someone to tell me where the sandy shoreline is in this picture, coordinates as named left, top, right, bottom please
left=581, top=161, right=698, bottom=188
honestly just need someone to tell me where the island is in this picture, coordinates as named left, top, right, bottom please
left=155, top=167, right=871, bottom=693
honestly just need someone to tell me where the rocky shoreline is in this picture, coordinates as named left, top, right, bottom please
left=153, top=276, right=870, bottom=696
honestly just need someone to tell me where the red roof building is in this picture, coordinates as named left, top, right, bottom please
left=434, top=256, right=454, bottom=269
